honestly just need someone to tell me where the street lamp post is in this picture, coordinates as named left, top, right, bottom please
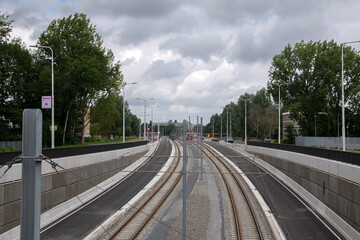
left=30, top=45, right=55, bottom=148
left=229, top=112, right=232, bottom=137
left=220, top=107, right=230, bottom=140
left=275, top=82, right=290, bottom=144
left=137, top=98, right=154, bottom=141
left=138, top=113, right=142, bottom=140
left=240, top=99, right=251, bottom=145
left=149, top=105, right=159, bottom=141
left=226, top=109, right=229, bottom=139
left=221, top=107, right=225, bottom=140
left=341, top=40, right=360, bottom=151
left=212, top=118, right=214, bottom=138
left=220, top=114, right=223, bottom=140
left=122, top=82, right=137, bottom=143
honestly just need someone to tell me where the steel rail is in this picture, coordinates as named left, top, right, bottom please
left=201, top=143, right=264, bottom=240
left=110, top=140, right=183, bottom=239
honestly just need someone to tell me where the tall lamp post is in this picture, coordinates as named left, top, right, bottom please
left=122, top=82, right=137, bottom=143
left=226, top=109, right=229, bottom=139
left=221, top=107, right=225, bottom=140
left=149, top=105, right=159, bottom=141
left=137, top=98, right=154, bottom=141
left=212, top=118, right=214, bottom=138
left=138, top=113, right=142, bottom=140
left=240, top=99, right=251, bottom=145
left=220, top=113, right=223, bottom=140
left=223, top=107, right=232, bottom=141
left=275, top=82, right=290, bottom=144
left=30, top=45, right=55, bottom=149
left=341, top=40, right=360, bottom=151
left=229, top=112, right=232, bottom=137
left=221, top=107, right=230, bottom=140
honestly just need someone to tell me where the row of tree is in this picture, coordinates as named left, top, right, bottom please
left=205, top=40, right=360, bottom=141
left=204, top=88, right=277, bottom=140
left=1, top=12, right=140, bottom=146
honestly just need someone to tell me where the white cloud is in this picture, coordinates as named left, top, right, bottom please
left=169, top=104, right=199, bottom=114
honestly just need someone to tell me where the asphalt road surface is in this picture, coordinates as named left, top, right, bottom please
left=207, top=142, right=340, bottom=240
left=41, top=139, right=171, bottom=240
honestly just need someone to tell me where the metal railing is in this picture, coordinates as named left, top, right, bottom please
left=0, top=141, right=148, bottom=166
left=247, top=141, right=360, bottom=166
left=296, top=136, right=360, bottom=150
left=0, top=141, right=22, bottom=149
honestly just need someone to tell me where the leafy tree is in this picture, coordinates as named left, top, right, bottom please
left=0, top=12, right=12, bottom=43
left=0, top=12, right=34, bottom=140
left=90, top=93, right=119, bottom=138
left=268, top=40, right=360, bottom=137
left=244, top=88, right=274, bottom=140
left=263, top=106, right=277, bottom=138
left=236, top=92, right=253, bottom=139
left=249, top=103, right=262, bottom=139
left=35, top=13, right=123, bottom=145
left=205, top=88, right=277, bottom=141
left=91, top=93, right=140, bottom=139
left=162, top=123, right=176, bottom=136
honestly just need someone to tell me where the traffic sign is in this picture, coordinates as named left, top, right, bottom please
left=42, top=96, right=51, bottom=109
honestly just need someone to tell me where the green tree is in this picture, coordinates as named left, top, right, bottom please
left=0, top=12, right=12, bottom=43
left=268, top=40, right=360, bottom=137
left=0, top=12, right=35, bottom=140
left=162, top=123, right=176, bottom=136
left=36, top=13, right=123, bottom=145
left=90, top=93, right=119, bottom=138
left=205, top=88, right=276, bottom=141
left=113, top=95, right=140, bottom=138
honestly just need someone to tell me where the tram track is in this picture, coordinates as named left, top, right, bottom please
left=201, top=143, right=266, bottom=240
left=109, top=139, right=183, bottom=239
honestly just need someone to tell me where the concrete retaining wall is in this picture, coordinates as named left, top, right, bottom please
left=238, top=144, right=360, bottom=239
left=0, top=143, right=151, bottom=235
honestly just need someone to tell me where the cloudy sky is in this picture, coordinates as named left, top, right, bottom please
left=2, top=0, right=360, bottom=124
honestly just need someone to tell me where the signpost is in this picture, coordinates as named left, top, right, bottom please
left=41, top=96, right=51, bottom=109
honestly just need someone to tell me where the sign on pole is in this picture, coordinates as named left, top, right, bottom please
left=41, top=96, right=51, bottom=109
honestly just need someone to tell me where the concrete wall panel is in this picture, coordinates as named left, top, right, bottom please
left=0, top=144, right=150, bottom=235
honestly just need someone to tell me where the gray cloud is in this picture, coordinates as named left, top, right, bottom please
left=81, top=0, right=183, bottom=19
left=145, top=60, right=184, bottom=79
left=9, top=6, right=48, bottom=29
left=230, top=6, right=330, bottom=63
left=159, top=32, right=226, bottom=61
left=107, top=7, right=200, bottom=45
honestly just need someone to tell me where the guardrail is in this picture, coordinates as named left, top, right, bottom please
left=0, top=141, right=148, bottom=166
left=247, top=141, right=360, bottom=166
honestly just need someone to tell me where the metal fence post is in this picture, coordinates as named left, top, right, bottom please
left=20, top=109, right=42, bottom=240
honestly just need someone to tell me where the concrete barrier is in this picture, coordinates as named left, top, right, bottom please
left=0, top=142, right=155, bottom=239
